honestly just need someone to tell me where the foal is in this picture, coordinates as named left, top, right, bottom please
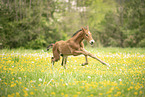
left=47, top=26, right=110, bottom=69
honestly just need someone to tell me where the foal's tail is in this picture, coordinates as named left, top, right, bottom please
left=47, top=43, right=54, bottom=51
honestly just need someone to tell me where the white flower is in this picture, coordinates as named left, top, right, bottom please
left=88, top=76, right=91, bottom=79
left=18, top=77, right=21, bottom=79
left=0, top=78, right=1, bottom=81
left=65, top=83, right=68, bottom=86
left=119, top=79, right=122, bottom=81
left=39, top=78, right=42, bottom=81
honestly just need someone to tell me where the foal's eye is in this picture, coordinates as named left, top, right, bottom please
left=86, top=34, right=88, bottom=37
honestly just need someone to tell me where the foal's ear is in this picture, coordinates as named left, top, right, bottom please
left=81, top=27, right=85, bottom=31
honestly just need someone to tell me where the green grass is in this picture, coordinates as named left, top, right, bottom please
left=0, top=48, right=145, bottom=97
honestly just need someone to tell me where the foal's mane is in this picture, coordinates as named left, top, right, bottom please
left=72, top=29, right=82, bottom=37
left=72, top=27, right=87, bottom=37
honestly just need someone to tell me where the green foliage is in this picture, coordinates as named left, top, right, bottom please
left=0, top=0, right=66, bottom=49
left=88, top=0, right=145, bottom=47
left=26, top=35, right=46, bottom=49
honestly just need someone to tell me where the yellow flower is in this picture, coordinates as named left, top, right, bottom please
left=127, top=88, right=130, bottom=91
left=16, top=92, right=20, bottom=96
left=51, top=92, right=55, bottom=95
left=43, top=82, right=47, bottom=85
left=11, top=84, right=15, bottom=87
left=24, top=92, right=28, bottom=97
left=139, top=91, right=143, bottom=94
left=134, top=92, right=138, bottom=95
left=99, top=93, right=103, bottom=95
left=52, top=79, right=55, bottom=82
left=117, top=91, right=121, bottom=95
left=60, top=79, right=64, bottom=81
left=130, top=86, right=133, bottom=89
left=106, top=90, right=112, bottom=94
left=30, top=92, right=34, bottom=95
left=61, top=93, right=64, bottom=95
left=73, top=95, right=78, bottom=97
left=8, top=94, right=14, bottom=97
left=65, top=94, right=68, bottom=97
left=38, top=84, right=41, bottom=86
left=77, top=92, right=81, bottom=94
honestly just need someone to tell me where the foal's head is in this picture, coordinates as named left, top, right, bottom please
left=82, top=26, right=95, bottom=46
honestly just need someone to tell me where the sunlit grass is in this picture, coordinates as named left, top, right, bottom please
left=0, top=48, right=145, bottom=97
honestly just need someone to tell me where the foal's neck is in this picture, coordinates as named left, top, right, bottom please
left=72, top=31, right=84, bottom=44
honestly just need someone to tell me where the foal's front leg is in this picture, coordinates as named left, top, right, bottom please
left=64, top=56, right=68, bottom=69
left=82, top=55, right=88, bottom=66
left=74, top=50, right=110, bottom=67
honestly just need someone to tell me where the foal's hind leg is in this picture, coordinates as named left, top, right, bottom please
left=51, top=57, right=55, bottom=69
left=82, top=55, right=88, bottom=66
left=63, top=56, right=68, bottom=69
left=51, top=49, right=60, bottom=69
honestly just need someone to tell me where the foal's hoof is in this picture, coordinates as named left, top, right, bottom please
left=81, top=63, right=88, bottom=66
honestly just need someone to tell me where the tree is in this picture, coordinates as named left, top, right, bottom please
left=0, top=0, right=66, bottom=49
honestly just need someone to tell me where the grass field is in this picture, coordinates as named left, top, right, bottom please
left=0, top=48, right=145, bottom=97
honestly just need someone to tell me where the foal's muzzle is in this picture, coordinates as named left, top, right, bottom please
left=90, top=40, right=95, bottom=45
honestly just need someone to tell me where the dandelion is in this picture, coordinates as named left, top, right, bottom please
left=43, top=82, right=47, bottom=85
left=106, top=90, right=112, bottom=94
left=30, top=92, right=34, bottom=95
left=73, top=95, right=78, bottom=97
left=51, top=92, right=56, bottom=95
left=38, top=84, right=41, bottom=86
left=139, top=90, right=143, bottom=94
left=117, top=91, right=121, bottom=95
left=65, top=94, right=68, bottom=97
left=16, top=92, right=20, bottom=97
left=60, top=79, right=64, bottom=81
left=61, top=93, right=64, bottom=95
left=134, top=92, right=138, bottom=95
left=127, top=88, right=130, bottom=91
left=77, top=92, right=81, bottom=94
left=99, top=93, right=103, bottom=95
left=130, top=86, right=133, bottom=89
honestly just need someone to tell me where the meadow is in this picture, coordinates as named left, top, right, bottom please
left=0, top=48, right=145, bottom=97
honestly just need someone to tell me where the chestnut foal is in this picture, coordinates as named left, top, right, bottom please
left=47, top=26, right=110, bottom=69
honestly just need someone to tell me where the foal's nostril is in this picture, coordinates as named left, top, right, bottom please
left=90, top=40, right=95, bottom=45
left=91, top=41, right=94, bottom=45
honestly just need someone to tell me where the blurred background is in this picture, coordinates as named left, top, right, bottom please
left=0, top=0, right=145, bottom=49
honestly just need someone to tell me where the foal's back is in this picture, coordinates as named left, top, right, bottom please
left=54, top=40, right=71, bottom=55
